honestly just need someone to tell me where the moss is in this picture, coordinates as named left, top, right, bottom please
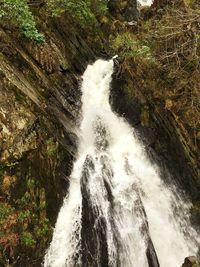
left=0, top=0, right=45, bottom=43
left=60, top=59, right=70, bottom=71
left=111, top=31, right=154, bottom=62
left=0, top=122, right=61, bottom=264
left=140, top=105, right=150, bottom=127
left=5, top=176, right=52, bottom=260
left=185, top=0, right=200, bottom=8
left=46, top=138, right=58, bottom=157
left=21, top=232, right=36, bottom=248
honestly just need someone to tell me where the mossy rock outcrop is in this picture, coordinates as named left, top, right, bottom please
left=0, top=12, right=104, bottom=266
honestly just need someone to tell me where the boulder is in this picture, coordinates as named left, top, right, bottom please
left=181, top=256, right=199, bottom=267
left=108, top=0, right=139, bottom=21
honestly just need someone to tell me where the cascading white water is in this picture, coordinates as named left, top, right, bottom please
left=44, top=58, right=199, bottom=267
left=138, top=0, right=153, bottom=7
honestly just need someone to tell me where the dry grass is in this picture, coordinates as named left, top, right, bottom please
left=141, top=6, right=200, bottom=150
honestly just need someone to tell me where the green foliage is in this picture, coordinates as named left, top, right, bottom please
left=16, top=180, right=52, bottom=248
left=35, top=218, right=50, bottom=236
left=18, top=210, right=31, bottom=222
left=186, top=0, right=200, bottom=8
left=46, top=0, right=95, bottom=26
left=0, top=0, right=45, bottom=43
left=90, top=0, right=109, bottom=17
left=27, top=178, right=35, bottom=189
left=0, top=0, right=109, bottom=40
left=111, top=32, right=154, bottom=61
left=0, top=202, right=15, bottom=221
left=46, top=0, right=108, bottom=27
left=21, top=232, right=36, bottom=247
left=46, top=138, right=58, bottom=157
left=0, top=176, right=51, bottom=263
left=0, top=202, right=19, bottom=264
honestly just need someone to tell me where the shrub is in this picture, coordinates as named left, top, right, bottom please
left=0, top=0, right=45, bottom=43
left=0, top=202, right=19, bottom=263
left=0, top=178, right=51, bottom=264
left=46, top=0, right=96, bottom=26
left=140, top=5, right=200, bottom=145
left=90, top=0, right=109, bottom=17
left=144, top=8, right=200, bottom=71
left=46, top=0, right=108, bottom=27
left=21, top=232, right=36, bottom=248
left=111, top=32, right=153, bottom=61
left=0, top=0, right=109, bottom=41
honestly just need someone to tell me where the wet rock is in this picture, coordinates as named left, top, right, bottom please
left=81, top=156, right=110, bottom=267
left=0, top=12, right=103, bottom=266
left=110, top=61, right=200, bottom=202
left=108, top=0, right=139, bottom=21
left=181, top=256, right=199, bottom=267
left=124, top=0, right=139, bottom=21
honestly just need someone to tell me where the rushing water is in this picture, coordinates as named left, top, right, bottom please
left=138, top=0, right=153, bottom=6
left=44, top=58, right=199, bottom=267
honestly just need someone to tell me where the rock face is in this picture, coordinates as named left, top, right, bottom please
left=81, top=156, right=110, bottom=267
left=0, top=13, right=100, bottom=266
left=108, top=0, right=139, bottom=21
left=110, top=67, right=200, bottom=200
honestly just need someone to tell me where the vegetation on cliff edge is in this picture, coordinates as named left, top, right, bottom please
left=0, top=0, right=109, bottom=42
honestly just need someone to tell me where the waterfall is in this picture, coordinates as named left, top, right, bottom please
left=44, top=58, right=199, bottom=267
left=138, top=0, right=153, bottom=6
